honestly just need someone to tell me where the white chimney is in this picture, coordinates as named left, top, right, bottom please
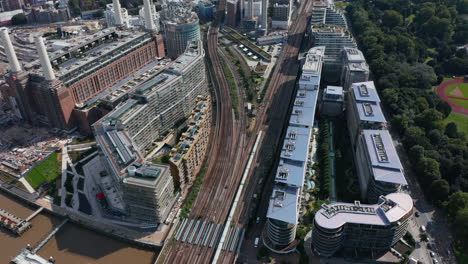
left=113, top=0, right=124, bottom=26
left=0, top=28, right=22, bottom=73
left=34, top=35, right=55, bottom=81
left=143, top=0, right=155, bottom=31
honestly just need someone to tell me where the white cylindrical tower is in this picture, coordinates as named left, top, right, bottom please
left=112, top=0, right=124, bottom=26
left=34, top=35, right=55, bottom=81
left=0, top=28, right=21, bottom=73
left=143, top=0, right=155, bottom=31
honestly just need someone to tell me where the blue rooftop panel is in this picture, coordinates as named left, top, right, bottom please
left=267, top=185, right=299, bottom=225
left=362, top=130, right=407, bottom=185
left=280, top=126, right=311, bottom=162
left=355, top=101, right=387, bottom=123
left=289, top=88, right=319, bottom=128
left=275, top=159, right=306, bottom=187
left=352, top=81, right=380, bottom=103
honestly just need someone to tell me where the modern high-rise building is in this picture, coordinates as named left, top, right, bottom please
left=94, top=41, right=208, bottom=224
left=341, top=47, right=369, bottom=90
left=311, top=1, right=347, bottom=27
left=347, top=81, right=387, bottom=149
left=310, top=2, right=356, bottom=81
left=312, top=193, right=413, bottom=257
left=226, top=0, right=240, bottom=27
left=0, top=0, right=166, bottom=135
left=104, top=3, right=130, bottom=28
left=271, top=0, right=292, bottom=29
left=355, top=129, right=407, bottom=202
left=310, top=25, right=356, bottom=80
left=197, top=0, right=215, bottom=21
left=0, top=0, right=23, bottom=12
left=241, top=0, right=264, bottom=29
left=161, top=1, right=201, bottom=59
left=263, top=46, right=325, bottom=254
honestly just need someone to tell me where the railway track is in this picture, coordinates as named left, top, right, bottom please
left=215, top=0, right=315, bottom=262
left=159, top=1, right=250, bottom=262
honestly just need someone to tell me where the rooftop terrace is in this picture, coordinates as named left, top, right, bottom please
left=314, top=193, right=413, bottom=229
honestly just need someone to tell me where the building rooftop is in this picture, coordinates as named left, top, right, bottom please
left=290, top=88, right=319, bottom=127
left=280, top=125, right=311, bottom=162
left=302, top=46, right=326, bottom=74
left=343, top=47, right=366, bottom=62
left=348, top=61, right=369, bottom=72
left=362, top=130, right=407, bottom=185
left=325, top=85, right=342, bottom=95
left=267, top=185, right=300, bottom=224
left=123, top=163, right=169, bottom=188
left=275, top=159, right=306, bottom=187
left=314, top=192, right=412, bottom=229
left=351, top=81, right=380, bottom=102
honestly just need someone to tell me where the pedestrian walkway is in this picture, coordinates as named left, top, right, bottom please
left=18, top=177, right=35, bottom=193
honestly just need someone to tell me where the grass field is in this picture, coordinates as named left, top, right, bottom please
left=445, top=83, right=468, bottom=108
left=24, top=152, right=62, bottom=189
left=439, top=113, right=468, bottom=135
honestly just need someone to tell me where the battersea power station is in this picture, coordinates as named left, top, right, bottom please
left=0, top=0, right=168, bottom=135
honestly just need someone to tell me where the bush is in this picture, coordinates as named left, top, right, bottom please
left=11, top=13, right=27, bottom=25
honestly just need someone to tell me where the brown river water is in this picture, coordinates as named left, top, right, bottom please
left=0, top=193, right=159, bottom=264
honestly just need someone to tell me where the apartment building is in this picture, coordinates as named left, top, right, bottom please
left=311, top=1, right=347, bottom=27
left=312, top=193, right=413, bottom=257
left=118, top=42, right=207, bottom=154
left=169, top=96, right=211, bottom=189
left=310, top=25, right=356, bottom=80
left=122, top=163, right=176, bottom=223
left=355, top=129, right=407, bottom=202
left=263, top=46, right=325, bottom=253
left=320, top=85, right=344, bottom=117
left=227, top=0, right=240, bottom=27
left=341, top=47, right=369, bottom=90
left=347, top=81, right=387, bottom=149
left=93, top=41, right=207, bottom=225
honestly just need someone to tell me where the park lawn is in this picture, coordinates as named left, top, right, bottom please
left=24, top=152, right=62, bottom=189
left=439, top=113, right=468, bottom=135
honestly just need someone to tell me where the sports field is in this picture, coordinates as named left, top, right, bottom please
left=24, top=152, right=62, bottom=189
left=445, top=83, right=468, bottom=108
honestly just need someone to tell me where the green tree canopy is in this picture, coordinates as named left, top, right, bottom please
left=382, top=10, right=403, bottom=28
left=11, top=13, right=27, bottom=25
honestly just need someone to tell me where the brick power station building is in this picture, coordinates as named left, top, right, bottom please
left=0, top=0, right=165, bottom=135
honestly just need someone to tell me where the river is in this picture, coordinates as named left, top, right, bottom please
left=0, top=193, right=158, bottom=264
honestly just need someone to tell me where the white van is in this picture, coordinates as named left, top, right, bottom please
left=420, top=225, right=427, bottom=232
left=254, top=237, right=259, bottom=248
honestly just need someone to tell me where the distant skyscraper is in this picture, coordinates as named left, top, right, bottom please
left=226, top=0, right=240, bottom=27
left=271, top=0, right=292, bottom=29
left=161, top=1, right=201, bottom=59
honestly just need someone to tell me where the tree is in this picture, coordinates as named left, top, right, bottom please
left=416, top=157, right=441, bottom=186
left=428, top=129, right=443, bottom=145
left=415, top=109, right=444, bottom=130
left=454, top=208, right=468, bottom=240
left=429, top=179, right=450, bottom=201
left=446, top=191, right=468, bottom=217
left=11, top=13, right=27, bottom=25
left=445, top=122, right=459, bottom=138
left=403, top=126, right=430, bottom=148
left=409, top=145, right=425, bottom=163
left=382, top=10, right=403, bottom=28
